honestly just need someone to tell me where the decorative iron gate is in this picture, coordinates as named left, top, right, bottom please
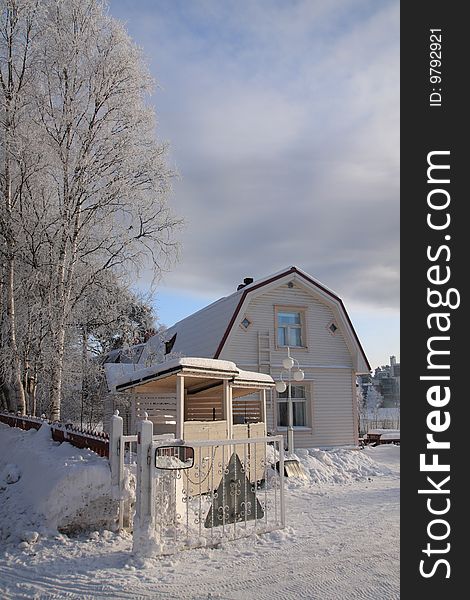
left=127, top=414, right=286, bottom=556
left=110, top=414, right=286, bottom=556
left=149, top=436, right=285, bottom=553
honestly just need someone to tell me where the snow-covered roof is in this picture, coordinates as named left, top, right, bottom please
left=234, top=369, right=274, bottom=384
left=140, top=292, right=243, bottom=363
left=379, top=431, right=400, bottom=440
left=102, top=344, right=145, bottom=365
left=140, top=266, right=370, bottom=372
left=104, top=357, right=273, bottom=393
left=367, top=429, right=400, bottom=436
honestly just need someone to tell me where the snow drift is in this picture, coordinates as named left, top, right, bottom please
left=0, top=421, right=398, bottom=550
left=0, top=423, right=115, bottom=545
left=294, top=446, right=397, bottom=484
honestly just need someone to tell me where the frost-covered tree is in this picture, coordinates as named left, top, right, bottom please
left=356, top=380, right=367, bottom=437
left=0, top=0, right=181, bottom=419
left=0, top=0, right=43, bottom=413
left=34, top=0, right=181, bottom=421
left=364, top=385, right=384, bottom=430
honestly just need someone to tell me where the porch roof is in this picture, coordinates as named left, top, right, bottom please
left=106, top=357, right=274, bottom=398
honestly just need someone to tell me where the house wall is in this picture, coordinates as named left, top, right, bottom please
left=220, top=281, right=357, bottom=447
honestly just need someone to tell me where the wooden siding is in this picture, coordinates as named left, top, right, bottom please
left=220, top=281, right=353, bottom=369
left=185, top=393, right=223, bottom=422
left=232, top=393, right=262, bottom=423
left=265, top=368, right=355, bottom=448
left=134, top=393, right=177, bottom=436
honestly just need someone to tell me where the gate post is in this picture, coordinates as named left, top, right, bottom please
left=109, top=410, right=124, bottom=530
left=109, top=410, right=123, bottom=488
left=133, top=414, right=155, bottom=554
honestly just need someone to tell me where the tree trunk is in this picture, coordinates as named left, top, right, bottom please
left=49, top=326, right=66, bottom=421
left=5, top=243, right=26, bottom=415
left=2, top=30, right=26, bottom=413
left=80, top=327, right=87, bottom=428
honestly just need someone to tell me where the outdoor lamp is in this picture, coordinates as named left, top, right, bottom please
left=276, top=348, right=305, bottom=454
left=282, top=356, right=295, bottom=370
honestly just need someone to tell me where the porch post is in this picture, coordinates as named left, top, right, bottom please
left=260, top=389, right=267, bottom=434
left=223, top=379, right=233, bottom=438
left=176, top=374, right=185, bottom=439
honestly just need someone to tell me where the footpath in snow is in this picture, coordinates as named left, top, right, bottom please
left=0, top=422, right=399, bottom=599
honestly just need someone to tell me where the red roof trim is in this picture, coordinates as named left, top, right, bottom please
left=213, top=266, right=371, bottom=372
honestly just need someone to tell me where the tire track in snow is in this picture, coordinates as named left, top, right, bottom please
left=0, top=477, right=399, bottom=600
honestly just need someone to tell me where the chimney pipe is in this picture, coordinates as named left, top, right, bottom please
left=237, top=277, right=254, bottom=291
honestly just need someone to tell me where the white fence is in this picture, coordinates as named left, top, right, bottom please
left=110, top=412, right=286, bottom=556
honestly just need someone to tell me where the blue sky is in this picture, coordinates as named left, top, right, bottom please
left=109, top=0, right=399, bottom=370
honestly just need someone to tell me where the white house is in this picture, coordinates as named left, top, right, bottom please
left=129, top=266, right=370, bottom=448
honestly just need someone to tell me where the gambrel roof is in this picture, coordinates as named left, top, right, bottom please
left=140, top=266, right=371, bottom=373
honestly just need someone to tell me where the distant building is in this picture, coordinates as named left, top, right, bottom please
left=370, top=356, right=400, bottom=408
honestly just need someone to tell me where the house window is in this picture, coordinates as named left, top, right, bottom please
left=276, top=308, right=305, bottom=347
left=165, top=333, right=177, bottom=355
left=277, top=385, right=308, bottom=428
left=240, top=316, right=252, bottom=330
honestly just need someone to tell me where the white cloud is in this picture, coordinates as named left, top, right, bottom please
left=111, top=0, right=399, bottom=311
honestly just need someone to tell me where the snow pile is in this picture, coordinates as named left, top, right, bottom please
left=1, top=463, right=21, bottom=484
left=292, top=445, right=398, bottom=484
left=363, top=443, right=400, bottom=469
left=0, top=422, right=115, bottom=546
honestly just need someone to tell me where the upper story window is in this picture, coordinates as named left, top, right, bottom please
left=276, top=307, right=306, bottom=348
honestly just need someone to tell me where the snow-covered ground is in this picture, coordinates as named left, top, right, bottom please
left=0, top=423, right=399, bottom=599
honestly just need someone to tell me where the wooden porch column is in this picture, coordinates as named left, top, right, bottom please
left=176, top=375, right=185, bottom=439
left=223, top=379, right=233, bottom=438
left=260, top=389, right=267, bottom=428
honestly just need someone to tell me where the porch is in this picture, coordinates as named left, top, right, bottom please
left=105, top=357, right=274, bottom=440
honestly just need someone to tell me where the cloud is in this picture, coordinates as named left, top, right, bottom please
left=111, top=0, right=399, bottom=310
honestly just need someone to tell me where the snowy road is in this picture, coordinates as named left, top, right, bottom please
left=0, top=424, right=399, bottom=599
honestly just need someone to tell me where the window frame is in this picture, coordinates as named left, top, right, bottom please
left=326, top=319, right=339, bottom=336
left=239, top=315, right=252, bottom=331
left=275, top=382, right=312, bottom=430
left=274, top=305, right=308, bottom=350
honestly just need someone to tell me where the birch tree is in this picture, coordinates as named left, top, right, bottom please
left=33, top=0, right=180, bottom=420
left=0, top=0, right=43, bottom=413
left=0, top=0, right=180, bottom=420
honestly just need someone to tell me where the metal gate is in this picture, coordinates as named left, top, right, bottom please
left=140, top=435, right=285, bottom=555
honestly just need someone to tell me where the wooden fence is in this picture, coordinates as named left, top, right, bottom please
left=0, top=412, right=109, bottom=457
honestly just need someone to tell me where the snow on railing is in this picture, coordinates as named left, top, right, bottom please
left=0, top=411, right=109, bottom=458
left=0, top=412, right=44, bottom=431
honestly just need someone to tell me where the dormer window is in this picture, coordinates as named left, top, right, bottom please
left=164, top=333, right=177, bottom=354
